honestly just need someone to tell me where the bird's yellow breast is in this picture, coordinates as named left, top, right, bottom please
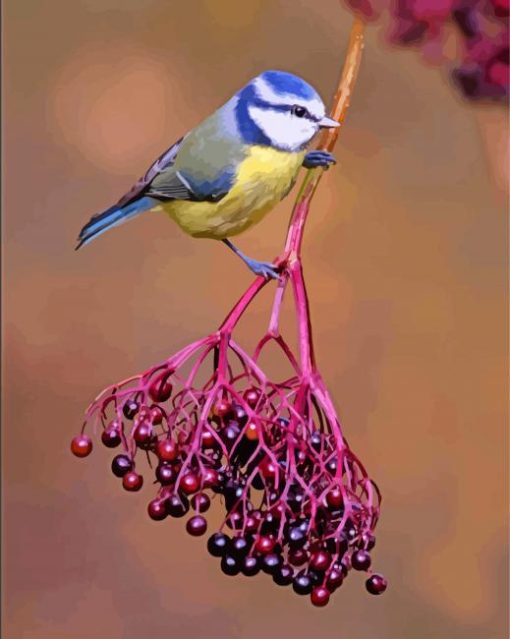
left=157, top=146, right=305, bottom=239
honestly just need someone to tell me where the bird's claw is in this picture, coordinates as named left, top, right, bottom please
left=303, top=150, right=337, bottom=169
left=245, top=258, right=281, bottom=280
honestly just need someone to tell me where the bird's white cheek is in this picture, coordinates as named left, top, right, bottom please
left=248, top=106, right=316, bottom=151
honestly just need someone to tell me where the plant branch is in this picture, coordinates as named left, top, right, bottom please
left=220, top=17, right=365, bottom=376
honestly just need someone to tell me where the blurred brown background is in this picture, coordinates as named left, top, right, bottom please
left=3, top=1, right=508, bottom=638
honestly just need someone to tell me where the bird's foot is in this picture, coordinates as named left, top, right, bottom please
left=303, top=150, right=337, bottom=169
left=244, top=257, right=280, bottom=280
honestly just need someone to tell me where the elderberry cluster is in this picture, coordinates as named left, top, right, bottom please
left=345, top=0, right=509, bottom=100
left=72, top=360, right=386, bottom=606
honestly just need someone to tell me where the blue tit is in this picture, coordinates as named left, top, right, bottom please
left=76, top=69, right=338, bottom=278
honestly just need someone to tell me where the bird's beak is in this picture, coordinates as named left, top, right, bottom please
left=318, top=115, right=340, bottom=128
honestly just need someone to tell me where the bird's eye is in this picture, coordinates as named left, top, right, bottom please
left=292, top=105, right=308, bottom=118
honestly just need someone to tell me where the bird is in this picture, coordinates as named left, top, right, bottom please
left=76, top=69, right=338, bottom=278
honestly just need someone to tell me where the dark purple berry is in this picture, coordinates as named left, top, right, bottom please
left=220, top=555, right=240, bottom=576
left=262, top=553, right=282, bottom=575
left=225, top=511, right=243, bottom=530
left=260, top=513, right=279, bottom=534
left=186, top=515, right=207, bottom=536
left=207, top=533, right=229, bottom=557
left=221, top=423, right=241, bottom=447
left=223, top=480, right=244, bottom=510
left=251, top=473, right=265, bottom=490
left=231, top=404, right=248, bottom=425
left=362, top=532, right=376, bottom=550
left=273, top=564, right=294, bottom=586
left=308, top=569, right=323, bottom=586
left=230, top=536, right=250, bottom=558
left=241, top=555, right=261, bottom=577
left=366, top=573, right=388, bottom=595
left=292, top=572, right=313, bottom=595
left=326, top=567, right=344, bottom=591
left=310, top=431, right=322, bottom=451
left=287, top=526, right=306, bottom=548
left=352, top=550, right=372, bottom=571
left=167, top=494, right=189, bottom=518
left=191, top=492, right=210, bottom=513
left=156, top=463, right=176, bottom=485
left=111, top=454, right=132, bottom=477
left=101, top=428, right=121, bottom=448
left=123, top=400, right=139, bottom=419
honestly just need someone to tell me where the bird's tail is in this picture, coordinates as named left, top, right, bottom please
left=76, top=196, right=155, bottom=249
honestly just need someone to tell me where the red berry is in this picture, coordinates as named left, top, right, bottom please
left=288, top=548, right=309, bottom=566
left=259, top=457, right=280, bottom=481
left=201, top=429, right=216, bottom=448
left=254, top=535, right=275, bottom=554
left=352, top=550, right=372, bottom=571
left=244, top=514, right=259, bottom=533
left=149, top=405, right=165, bottom=425
left=122, top=471, right=143, bottom=492
left=133, top=423, right=152, bottom=446
left=310, top=550, right=332, bottom=572
left=366, top=573, right=387, bottom=595
left=202, top=468, right=220, bottom=488
left=311, top=586, right=330, bottom=607
left=156, top=439, right=178, bottom=462
left=149, top=371, right=173, bottom=402
left=326, top=487, right=343, bottom=509
left=243, top=388, right=260, bottom=408
left=212, top=399, right=231, bottom=418
left=180, top=473, right=200, bottom=494
left=147, top=499, right=167, bottom=521
left=70, top=434, right=92, bottom=458
left=186, top=515, right=207, bottom=536
left=191, top=492, right=210, bottom=513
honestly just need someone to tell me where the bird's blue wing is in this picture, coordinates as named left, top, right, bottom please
left=118, top=134, right=236, bottom=205
left=116, top=136, right=188, bottom=207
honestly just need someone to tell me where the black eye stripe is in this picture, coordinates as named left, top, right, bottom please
left=249, top=98, right=320, bottom=121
